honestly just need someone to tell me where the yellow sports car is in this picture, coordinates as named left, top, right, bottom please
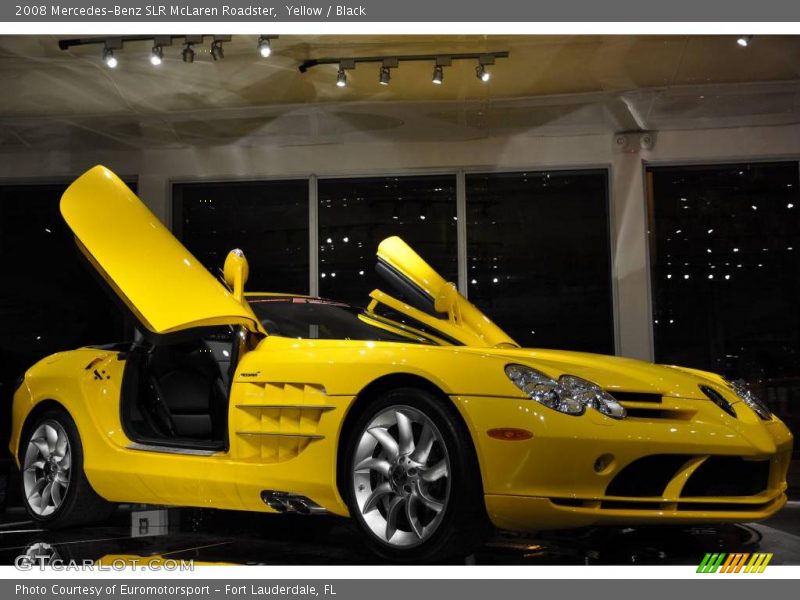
left=9, top=166, right=793, bottom=561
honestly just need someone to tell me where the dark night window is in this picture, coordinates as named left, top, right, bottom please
left=173, top=180, right=309, bottom=294
left=0, top=182, right=130, bottom=433
left=318, top=175, right=457, bottom=307
left=465, top=170, right=613, bottom=353
left=648, top=162, right=800, bottom=446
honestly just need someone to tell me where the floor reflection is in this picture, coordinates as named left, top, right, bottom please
left=0, top=502, right=798, bottom=566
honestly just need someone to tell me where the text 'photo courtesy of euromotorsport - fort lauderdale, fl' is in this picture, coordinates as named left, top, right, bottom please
left=0, top=0, right=798, bottom=597
left=16, top=584, right=329, bottom=596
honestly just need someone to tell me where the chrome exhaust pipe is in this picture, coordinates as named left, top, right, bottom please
left=260, top=491, right=326, bottom=515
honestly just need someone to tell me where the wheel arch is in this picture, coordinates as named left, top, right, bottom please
left=335, top=372, right=482, bottom=506
left=16, top=399, right=72, bottom=462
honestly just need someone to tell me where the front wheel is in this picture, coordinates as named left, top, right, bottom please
left=20, top=408, right=115, bottom=528
left=344, top=388, right=488, bottom=562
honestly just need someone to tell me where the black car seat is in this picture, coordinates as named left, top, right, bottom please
left=145, top=340, right=228, bottom=441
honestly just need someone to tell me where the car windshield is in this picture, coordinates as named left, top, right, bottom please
left=247, top=297, right=433, bottom=344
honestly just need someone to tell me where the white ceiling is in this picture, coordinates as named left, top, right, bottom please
left=0, top=35, right=798, bottom=152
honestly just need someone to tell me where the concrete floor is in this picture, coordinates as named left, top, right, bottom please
left=0, top=499, right=798, bottom=565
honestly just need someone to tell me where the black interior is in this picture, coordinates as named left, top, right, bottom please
left=120, top=327, right=235, bottom=450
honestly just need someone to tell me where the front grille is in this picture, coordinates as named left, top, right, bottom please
left=606, top=454, right=693, bottom=497
left=682, top=456, right=770, bottom=497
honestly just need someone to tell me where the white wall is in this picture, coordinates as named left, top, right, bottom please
left=2, top=122, right=799, bottom=361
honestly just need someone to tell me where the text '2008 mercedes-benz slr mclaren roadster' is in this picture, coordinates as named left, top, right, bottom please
left=9, top=166, right=793, bottom=561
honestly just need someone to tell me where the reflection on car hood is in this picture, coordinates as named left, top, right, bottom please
left=472, top=346, right=720, bottom=399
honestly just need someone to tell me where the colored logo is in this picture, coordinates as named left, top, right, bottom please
left=697, top=552, right=773, bottom=573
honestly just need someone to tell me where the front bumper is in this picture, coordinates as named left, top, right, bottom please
left=485, top=492, right=787, bottom=531
left=453, top=394, right=793, bottom=532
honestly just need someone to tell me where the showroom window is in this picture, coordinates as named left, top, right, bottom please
left=465, top=170, right=614, bottom=354
left=317, top=175, right=458, bottom=307
left=173, top=180, right=310, bottom=294
left=648, top=162, right=800, bottom=442
left=0, top=182, right=131, bottom=427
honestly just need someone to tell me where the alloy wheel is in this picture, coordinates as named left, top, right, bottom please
left=22, top=421, right=72, bottom=517
left=352, top=405, right=451, bottom=547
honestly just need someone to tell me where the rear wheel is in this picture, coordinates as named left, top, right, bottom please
left=344, top=388, right=488, bottom=562
left=20, top=408, right=115, bottom=528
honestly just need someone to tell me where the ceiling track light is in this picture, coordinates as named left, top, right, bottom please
left=476, top=54, right=495, bottom=82
left=102, top=47, right=117, bottom=69
left=148, top=36, right=171, bottom=66
left=100, top=37, right=122, bottom=69
left=298, top=51, right=508, bottom=87
left=379, top=57, right=398, bottom=86
left=432, top=65, right=444, bottom=85
left=62, top=35, right=246, bottom=68
left=150, top=45, right=163, bottom=66
left=182, top=44, right=194, bottom=63
left=182, top=35, right=202, bottom=64
left=737, top=35, right=753, bottom=47
left=432, top=56, right=450, bottom=85
left=258, top=35, right=276, bottom=58
left=336, top=58, right=355, bottom=88
left=210, top=36, right=230, bottom=61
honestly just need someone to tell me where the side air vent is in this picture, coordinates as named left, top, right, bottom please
left=612, top=391, right=662, bottom=403
left=699, top=385, right=737, bottom=418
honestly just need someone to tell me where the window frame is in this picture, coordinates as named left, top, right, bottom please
left=643, top=157, right=800, bottom=361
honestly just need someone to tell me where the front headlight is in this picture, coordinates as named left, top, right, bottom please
left=727, top=379, right=771, bottom=420
left=505, top=364, right=626, bottom=419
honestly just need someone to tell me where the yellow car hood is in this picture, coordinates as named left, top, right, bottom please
left=371, top=237, right=724, bottom=399
left=476, top=346, right=718, bottom=399
left=60, top=165, right=262, bottom=337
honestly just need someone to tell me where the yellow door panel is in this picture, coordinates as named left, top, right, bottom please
left=60, top=165, right=261, bottom=336
left=374, top=236, right=517, bottom=348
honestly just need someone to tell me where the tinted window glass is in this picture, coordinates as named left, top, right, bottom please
left=173, top=180, right=309, bottom=294
left=249, top=298, right=423, bottom=343
left=649, top=162, right=800, bottom=445
left=466, top=170, right=613, bottom=353
left=318, top=175, right=457, bottom=307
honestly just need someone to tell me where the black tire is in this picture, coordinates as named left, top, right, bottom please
left=343, top=387, right=489, bottom=562
left=19, top=407, right=115, bottom=528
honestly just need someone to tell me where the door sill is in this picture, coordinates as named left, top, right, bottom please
left=126, top=442, right=221, bottom=456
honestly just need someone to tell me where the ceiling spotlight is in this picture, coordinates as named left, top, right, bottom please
left=379, top=66, right=391, bottom=86
left=182, top=44, right=194, bottom=63
left=476, top=64, right=490, bottom=82
left=336, top=66, right=347, bottom=87
left=432, top=64, right=444, bottom=85
left=150, top=45, right=163, bottom=66
left=211, top=40, right=224, bottom=61
left=737, top=35, right=753, bottom=47
left=102, top=47, right=117, bottom=69
left=258, top=36, right=272, bottom=58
